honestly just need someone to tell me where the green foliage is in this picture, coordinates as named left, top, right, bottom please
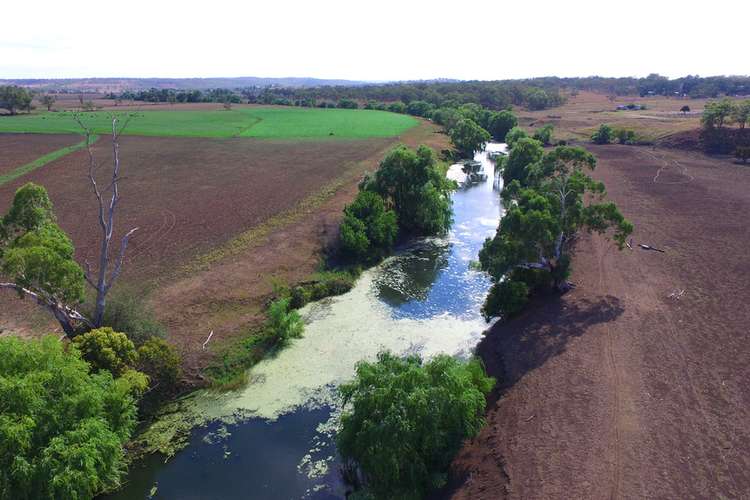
left=680, top=105, right=690, bottom=114
left=73, top=327, right=138, bottom=377
left=429, top=107, right=461, bottom=130
left=0, top=85, right=33, bottom=115
left=366, top=145, right=453, bottom=236
left=613, top=128, right=637, bottom=145
left=503, top=126, right=528, bottom=148
left=0, top=108, right=417, bottom=139
left=524, top=87, right=554, bottom=110
left=500, top=137, right=544, bottom=186
left=701, top=98, right=734, bottom=129
left=591, top=124, right=613, bottom=144
left=482, top=279, right=529, bottom=320
left=487, top=110, right=518, bottom=141
left=480, top=144, right=632, bottom=317
left=340, top=191, right=398, bottom=262
left=266, top=298, right=304, bottom=345
left=95, top=290, right=166, bottom=345
left=1, top=184, right=86, bottom=313
left=532, top=124, right=554, bottom=146
left=0, top=336, right=136, bottom=500
left=405, top=100, right=434, bottom=117
left=387, top=102, right=407, bottom=114
left=732, top=100, right=750, bottom=130
left=137, top=338, right=182, bottom=393
left=337, top=99, right=359, bottom=109
left=288, top=270, right=358, bottom=309
left=338, top=352, right=495, bottom=499
left=449, top=118, right=491, bottom=158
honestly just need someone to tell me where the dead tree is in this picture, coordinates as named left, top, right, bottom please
left=74, top=114, right=138, bottom=327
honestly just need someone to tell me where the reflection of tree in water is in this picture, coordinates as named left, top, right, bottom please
left=373, top=239, right=450, bottom=307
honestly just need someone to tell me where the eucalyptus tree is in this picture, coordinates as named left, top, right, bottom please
left=480, top=145, right=633, bottom=318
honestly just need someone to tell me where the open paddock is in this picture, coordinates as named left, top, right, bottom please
left=0, top=135, right=394, bottom=282
left=0, top=133, right=82, bottom=176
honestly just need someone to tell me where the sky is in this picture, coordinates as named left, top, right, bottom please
left=1, top=0, right=748, bottom=81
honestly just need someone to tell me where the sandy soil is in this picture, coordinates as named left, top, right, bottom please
left=0, top=133, right=81, bottom=175
left=442, top=145, right=750, bottom=499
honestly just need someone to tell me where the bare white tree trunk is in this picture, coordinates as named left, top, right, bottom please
left=76, top=115, right=138, bottom=327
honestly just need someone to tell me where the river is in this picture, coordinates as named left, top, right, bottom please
left=108, top=143, right=506, bottom=500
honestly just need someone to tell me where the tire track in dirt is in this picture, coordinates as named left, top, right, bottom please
left=593, top=239, right=624, bottom=500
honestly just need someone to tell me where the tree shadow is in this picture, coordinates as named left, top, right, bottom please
left=477, top=292, right=625, bottom=406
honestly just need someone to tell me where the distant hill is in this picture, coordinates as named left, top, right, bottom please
left=0, top=76, right=377, bottom=93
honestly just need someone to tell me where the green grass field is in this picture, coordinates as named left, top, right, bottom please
left=0, top=107, right=418, bottom=139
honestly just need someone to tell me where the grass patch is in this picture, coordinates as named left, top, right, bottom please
left=0, top=136, right=96, bottom=187
left=203, top=268, right=360, bottom=389
left=0, top=108, right=417, bottom=139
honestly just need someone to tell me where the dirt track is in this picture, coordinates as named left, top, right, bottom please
left=444, top=145, right=750, bottom=499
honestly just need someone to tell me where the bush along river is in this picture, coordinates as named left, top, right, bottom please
left=107, top=143, right=507, bottom=500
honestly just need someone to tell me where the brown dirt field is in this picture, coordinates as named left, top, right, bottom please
left=0, top=133, right=81, bottom=175
left=151, top=122, right=449, bottom=380
left=518, top=91, right=747, bottom=143
left=0, top=135, right=393, bottom=281
left=0, top=120, right=449, bottom=380
left=441, top=145, right=750, bottom=499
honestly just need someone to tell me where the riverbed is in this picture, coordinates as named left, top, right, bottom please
left=109, top=143, right=506, bottom=499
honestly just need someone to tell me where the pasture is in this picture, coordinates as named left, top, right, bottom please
left=0, top=106, right=418, bottom=139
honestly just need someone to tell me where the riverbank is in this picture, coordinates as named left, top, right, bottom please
left=442, top=144, right=750, bottom=498
left=146, top=119, right=450, bottom=388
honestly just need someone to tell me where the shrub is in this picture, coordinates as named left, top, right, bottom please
left=137, top=337, right=182, bottom=392
left=95, top=290, right=166, bottom=345
left=504, top=126, right=528, bottom=148
left=73, top=327, right=138, bottom=376
left=340, top=191, right=398, bottom=262
left=591, top=124, right=613, bottom=144
left=337, top=98, right=359, bottom=109
left=532, top=124, right=554, bottom=146
left=614, top=128, right=637, bottom=145
left=266, top=298, right=304, bottom=344
left=386, top=102, right=406, bottom=114
left=0, top=336, right=136, bottom=499
left=338, top=352, right=495, bottom=499
left=481, top=279, right=529, bottom=321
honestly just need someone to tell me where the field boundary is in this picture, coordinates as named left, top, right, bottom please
left=0, top=136, right=97, bottom=187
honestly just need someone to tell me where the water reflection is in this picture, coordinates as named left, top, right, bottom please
left=107, top=143, right=506, bottom=500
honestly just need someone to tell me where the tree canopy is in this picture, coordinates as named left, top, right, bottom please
left=0, top=336, right=137, bottom=500
left=449, top=118, right=491, bottom=158
left=0, top=86, right=33, bottom=115
left=340, top=190, right=398, bottom=261
left=481, top=144, right=632, bottom=318
left=487, top=110, right=518, bottom=141
left=338, top=352, right=495, bottom=499
left=365, top=145, right=453, bottom=237
left=0, top=183, right=88, bottom=336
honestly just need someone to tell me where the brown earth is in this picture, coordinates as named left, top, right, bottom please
left=442, top=145, right=750, bottom=499
left=0, top=120, right=449, bottom=380
left=517, top=91, right=747, bottom=144
left=151, top=122, right=449, bottom=380
left=0, top=133, right=81, bottom=175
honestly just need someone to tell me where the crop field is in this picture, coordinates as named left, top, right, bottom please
left=0, top=107, right=418, bottom=138
left=0, top=135, right=396, bottom=281
left=0, top=133, right=82, bottom=176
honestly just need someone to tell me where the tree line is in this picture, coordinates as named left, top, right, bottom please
left=699, top=97, right=750, bottom=156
